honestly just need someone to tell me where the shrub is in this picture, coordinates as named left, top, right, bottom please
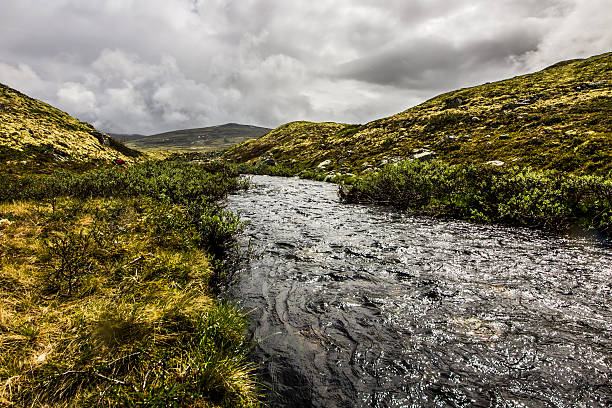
left=342, top=160, right=612, bottom=236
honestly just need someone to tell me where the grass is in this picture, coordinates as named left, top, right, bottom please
left=0, top=161, right=260, bottom=407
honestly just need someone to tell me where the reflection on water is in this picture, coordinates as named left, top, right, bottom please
left=226, top=175, right=612, bottom=408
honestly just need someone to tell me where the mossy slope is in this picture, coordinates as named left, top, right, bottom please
left=223, top=52, right=611, bottom=176
left=0, top=83, right=140, bottom=164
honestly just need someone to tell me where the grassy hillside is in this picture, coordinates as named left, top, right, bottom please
left=0, top=84, right=140, bottom=164
left=223, top=52, right=611, bottom=177
left=126, top=123, right=271, bottom=152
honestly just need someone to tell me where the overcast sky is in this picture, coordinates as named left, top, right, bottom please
left=1, top=0, right=610, bottom=134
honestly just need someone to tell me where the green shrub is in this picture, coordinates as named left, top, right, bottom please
left=343, top=160, right=612, bottom=236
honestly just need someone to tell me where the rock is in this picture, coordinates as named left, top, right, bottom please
left=258, top=152, right=276, bottom=166
left=436, top=134, right=458, bottom=146
left=413, top=150, right=437, bottom=162
left=0, top=219, right=12, bottom=229
left=444, top=96, right=464, bottom=109
left=317, top=159, right=332, bottom=170
left=485, top=160, right=505, bottom=167
left=575, top=81, right=606, bottom=90
left=502, top=96, right=538, bottom=110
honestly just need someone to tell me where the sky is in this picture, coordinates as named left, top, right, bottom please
left=0, top=0, right=610, bottom=135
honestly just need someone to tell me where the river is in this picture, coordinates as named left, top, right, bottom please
left=225, top=175, right=612, bottom=408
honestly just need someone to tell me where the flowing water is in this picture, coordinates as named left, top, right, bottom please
left=225, top=175, right=612, bottom=408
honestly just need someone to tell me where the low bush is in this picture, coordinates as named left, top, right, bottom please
left=0, top=161, right=244, bottom=204
left=341, top=160, right=612, bottom=236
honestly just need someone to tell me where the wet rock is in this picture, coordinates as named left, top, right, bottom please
left=324, top=173, right=337, bottom=182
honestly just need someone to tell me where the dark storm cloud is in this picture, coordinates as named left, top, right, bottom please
left=336, top=28, right=542, bottom=89
left=0, top=0, right=609, bottom=134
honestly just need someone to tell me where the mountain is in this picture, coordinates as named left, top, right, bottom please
left=0, top=83, right=140, bottom=163
left=125, top=123, right=272, bottom=151
left=223, top=52, right=611, bottom=176
left=108, top=133, right=147, bottom=142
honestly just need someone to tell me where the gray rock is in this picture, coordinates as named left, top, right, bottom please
left=258, top=152, right=276, bottom=166
left=485, top=160, right=505, bottom=167
left=413, top=151, right=437, bottom=162
left=317, top=159, right=332, bottom=170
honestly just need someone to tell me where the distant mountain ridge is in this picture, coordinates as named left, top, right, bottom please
left=108, top=133, right=147, bottom=142
left=125, top=123, right=272, bottom=151
left=223, top=52, right=612, bottom=176
left=0, top=83, right=139, bottom=163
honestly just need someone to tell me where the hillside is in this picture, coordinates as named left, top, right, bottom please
left=108, top=132, right=147, bottom=142
left=223, top=52, right=611, bottom=176
left=0, top=84, right=139, bottom=164
left=125, top=123, right=272, bottom=151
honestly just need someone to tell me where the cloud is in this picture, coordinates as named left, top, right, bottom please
left=0, top=0, right=609, bottom=134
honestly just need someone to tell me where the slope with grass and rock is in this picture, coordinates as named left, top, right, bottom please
left=0, top=83, right=140, bottom=165
left=223, top=52, right=611, bottom=177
